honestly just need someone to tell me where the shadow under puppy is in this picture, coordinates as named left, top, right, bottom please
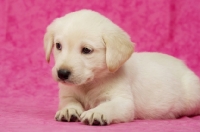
left=44, top=9, right=200, bottom=126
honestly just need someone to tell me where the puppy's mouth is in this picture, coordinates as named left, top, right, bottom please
left=57, top=79, right=76, bottom=86
left=57, top=77, right=93, bottom=86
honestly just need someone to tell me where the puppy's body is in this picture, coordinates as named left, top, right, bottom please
left=126, top=52, right=200, bottom=119
left=58, top=52, right=200, bottom=122
left=44, top=10, right=200, bottom=125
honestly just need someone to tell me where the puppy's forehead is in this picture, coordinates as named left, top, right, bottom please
left=55, top=27, right=104, bottom=48
left=53, top=10, right=110, bottom=48
left=55, top=11, right=108, bottom=34
left=54, top=29, right=105, bottom=50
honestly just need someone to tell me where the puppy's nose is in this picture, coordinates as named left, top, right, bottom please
left=57, top=69, right=71, bottom=80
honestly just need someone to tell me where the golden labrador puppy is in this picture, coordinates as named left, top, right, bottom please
left=44, top=9, right=200, bottom=125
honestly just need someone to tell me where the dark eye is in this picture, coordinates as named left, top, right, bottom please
left=82, top=47, right=92, bottom=54
left=56, top=43, right=62, bottom=50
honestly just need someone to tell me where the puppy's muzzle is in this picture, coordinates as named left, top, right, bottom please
left=57, top=69, right=71, bottom=80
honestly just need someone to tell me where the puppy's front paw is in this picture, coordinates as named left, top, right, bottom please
left=80, top=110, right=110, bottom=126
left=55, top=107, right=83, bottom=122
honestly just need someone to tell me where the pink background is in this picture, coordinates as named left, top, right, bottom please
left=0, top=0, right=200, bottom=131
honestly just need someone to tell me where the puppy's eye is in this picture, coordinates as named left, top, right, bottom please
left=56, top=43, right=62, bottom=50
left=82, top=47, right=93, bottom=54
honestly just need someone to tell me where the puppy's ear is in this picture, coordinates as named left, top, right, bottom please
left=43, top=25, right=54, bottom=63
left=103, top=28, right=134, bottom=72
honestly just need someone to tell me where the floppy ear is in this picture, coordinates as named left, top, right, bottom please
left=103, top=28, right=134, bottom=73
left=44, top=26, right=54, bottom=63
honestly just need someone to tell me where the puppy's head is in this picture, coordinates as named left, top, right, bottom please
left=44, top=10, right=134, bottom=85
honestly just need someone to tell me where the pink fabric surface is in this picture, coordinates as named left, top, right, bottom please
left=0, top=0, right=200, bottom=131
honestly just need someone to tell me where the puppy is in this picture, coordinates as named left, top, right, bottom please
left=44, top=9, right=200, bottom=125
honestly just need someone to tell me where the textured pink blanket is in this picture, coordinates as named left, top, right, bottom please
left=0, top=0, right=200, bottom=131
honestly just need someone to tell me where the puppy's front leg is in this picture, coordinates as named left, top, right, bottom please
left=80, top=97, right=134, bottom=125
left=55, top=96, right=84, bottom=122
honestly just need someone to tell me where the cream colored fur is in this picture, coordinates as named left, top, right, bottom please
left=44, top=9, right=200, bottom=125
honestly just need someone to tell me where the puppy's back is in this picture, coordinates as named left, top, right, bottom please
left=124, top=52, right=200, bottom=119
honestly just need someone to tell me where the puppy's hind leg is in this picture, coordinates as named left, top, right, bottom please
left=182, top=71, right=200, bottom=116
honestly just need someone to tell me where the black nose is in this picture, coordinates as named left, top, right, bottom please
left=57, top=69, right=71, bottom=80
